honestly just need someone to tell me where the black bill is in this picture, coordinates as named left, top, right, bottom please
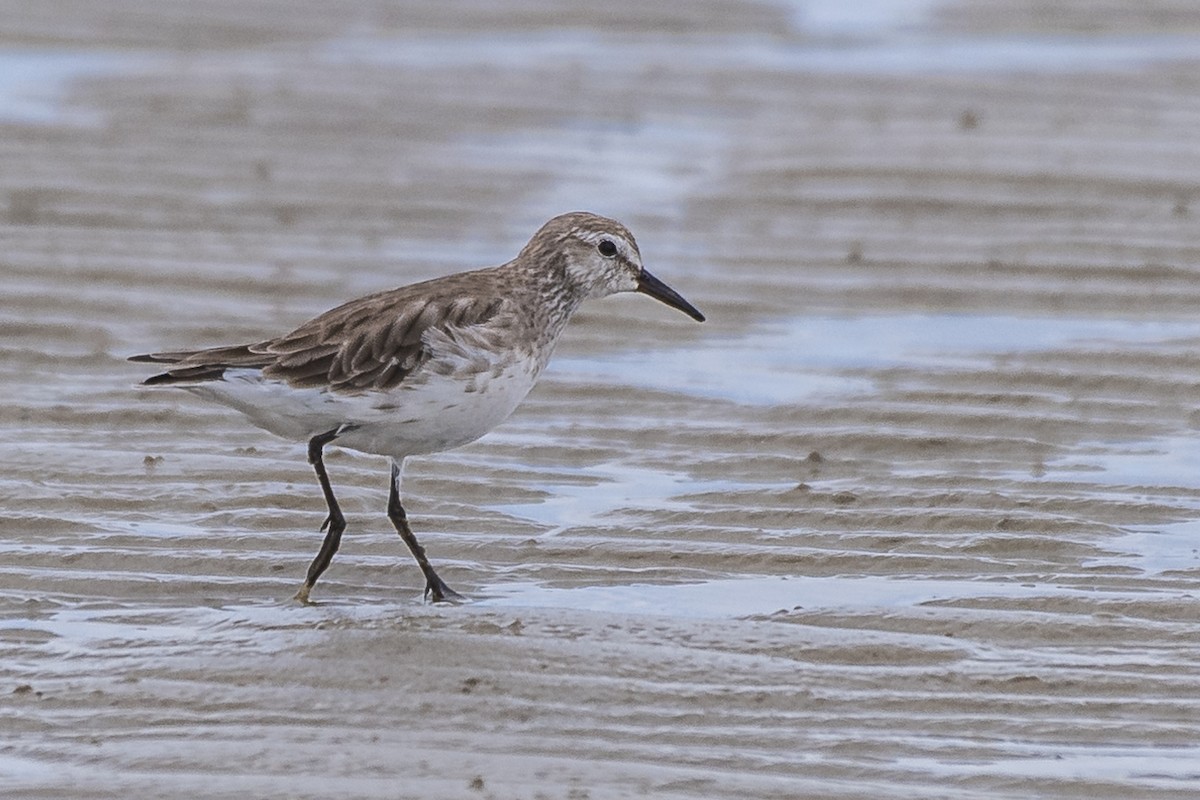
left=636, top=269, right=706, bottom=322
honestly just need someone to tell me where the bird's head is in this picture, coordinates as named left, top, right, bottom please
left=521, top=212, right=705, bottom=322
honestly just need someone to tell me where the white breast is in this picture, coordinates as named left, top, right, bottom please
left=183, top=352, right=543, bottom=460
left=337, top=356, right=541, bottom=457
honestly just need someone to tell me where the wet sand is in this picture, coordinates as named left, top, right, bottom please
left=3, top=1, right=1200, bottom=797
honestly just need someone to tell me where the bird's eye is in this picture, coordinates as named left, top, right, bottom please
left=597, top=239, right=618, bottom=258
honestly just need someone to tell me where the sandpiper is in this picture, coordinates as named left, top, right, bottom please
left=131, top=212, right=705, bottom=603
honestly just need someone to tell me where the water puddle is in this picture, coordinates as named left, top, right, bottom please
left=1048, top=434, right=1200, bottom=490
left=899, top=746, right=1200, bottom=787
left=558, top=313, right=1200, bottom=405
left=492, top=461, right=784, bottom=533
left=0, top=599, right=399, bottom=670
left=785, top=33, right=1200, bottom=74
left=0, top=49, right=155, bottom=123
left=790, top=0, right=1200, bottom=72
left=794, top=0, right=941, bottom=37
left=322, top=8, right=1200, bottom=77
left=1090, top=521, right=1200, bottom=575
left=475, top=574, right=1103, bottom=619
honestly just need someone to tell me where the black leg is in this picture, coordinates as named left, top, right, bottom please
left=387, top=461, right=460, bottom=602
left=294, top=428, right=346, bottom=604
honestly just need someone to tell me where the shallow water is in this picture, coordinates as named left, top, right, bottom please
left=476, top=573, right=1128, bottom=618
left=0, top=50, right=147, bottom=123
left=557, top=313, right=1200, bottom=404
left=4, top=1, right=1200, bottom=798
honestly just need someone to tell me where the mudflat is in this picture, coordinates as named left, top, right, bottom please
left=3, top=2, right=1199, bottom=798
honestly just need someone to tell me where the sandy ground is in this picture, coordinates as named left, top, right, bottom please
left=3, top=1, right=1200, bottom=798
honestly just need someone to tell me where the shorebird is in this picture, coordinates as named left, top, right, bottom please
left=131, top=212, right=705, bottom=603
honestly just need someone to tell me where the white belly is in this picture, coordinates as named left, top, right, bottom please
left=185, top=357, right=541, bottom=459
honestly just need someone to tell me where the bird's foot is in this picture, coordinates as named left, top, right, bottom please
left=293, top=583, right=315, bottom=605
left=424, top=574, right=464, bottom=604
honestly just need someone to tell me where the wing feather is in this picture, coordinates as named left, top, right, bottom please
left=131, top=272, right=511, bottom=393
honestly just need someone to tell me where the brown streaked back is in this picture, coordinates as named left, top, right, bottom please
left=130, top=269, right=512, bottom=393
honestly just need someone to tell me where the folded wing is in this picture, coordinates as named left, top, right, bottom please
left=131, top=286, right=506, bottom=394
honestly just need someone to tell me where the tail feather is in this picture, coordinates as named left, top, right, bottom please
left=129, top=343, right=272, bottom=386
left=129, top=352, right=186, bottom=364
left=141, top=365, right=233, bottom=385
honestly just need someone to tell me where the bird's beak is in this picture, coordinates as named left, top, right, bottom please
left=636, top=269, right=706, bottom=322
